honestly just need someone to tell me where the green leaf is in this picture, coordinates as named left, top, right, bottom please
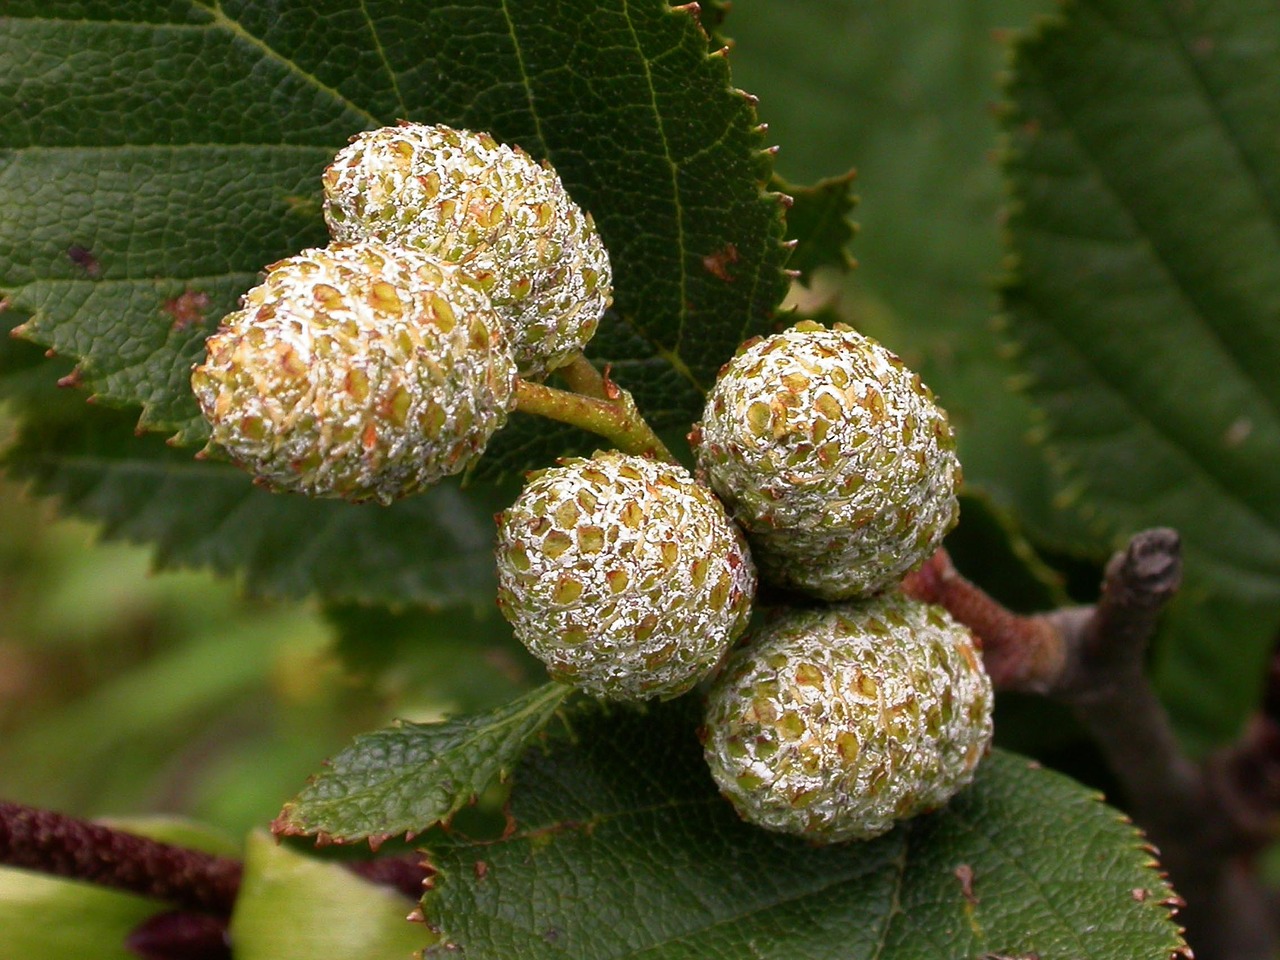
left=230, top=831, right=429, bottom=960
left=422, top=700, right=1186, bottom=959
left=1000, top=0, right=1280, bottom=739
left=274, top=682, right=572, bottom=846
left=0, top=0, right=789, bottom=464
left=2, top=403, right=503, bottom=606
left=777, top=171, right=858, bottom=283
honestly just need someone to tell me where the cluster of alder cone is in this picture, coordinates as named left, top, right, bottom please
left=190, top=121, right=997, bottom=845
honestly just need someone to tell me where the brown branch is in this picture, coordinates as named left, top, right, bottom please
left=904, top=530, right=1278, bottom=960
left=125, top=910, right=231, bottom=960
left=0, top=800, right=242, bottom=916
left=0, top=799, right=432, bottom=958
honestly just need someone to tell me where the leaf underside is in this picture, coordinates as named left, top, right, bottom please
left=1000, top=0, right=1280, bottom=741
left=422, top=699, right=1186, bottom=959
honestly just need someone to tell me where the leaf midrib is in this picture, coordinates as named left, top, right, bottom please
left=190, top=0, right=379, bottom=128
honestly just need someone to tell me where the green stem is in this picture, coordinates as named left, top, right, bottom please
left=514, top=379, right=676, bottom=463
left=552, top=351, right=610, bottom=400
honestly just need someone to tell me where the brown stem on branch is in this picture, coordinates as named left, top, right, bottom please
left=901, top=550, right=1065, bottom=692
left=345, top=853, right=433, bottom=900
left=125, top=910, right=231, bottom=960
left=905, top=530, right=1278, bottom=960
left=0, top=800, right=242, bottom=915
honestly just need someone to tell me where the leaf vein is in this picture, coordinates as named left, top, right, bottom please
left=358, top=0, right=408, bottom=120
left=188, top=0, right=379, bottom=129
left=497, top=0, right=549, bottom=155
left=620, top=0, right=690, bottom=370
left=868, top=829, right=908, bottom=960
left=1153, top=0, right=1280, bottom=248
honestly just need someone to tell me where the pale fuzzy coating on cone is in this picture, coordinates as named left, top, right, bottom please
left=191, top=240, right=517, bottom=504
left=691, top=321, right=961, bottom=600
left=323, top=122, right=612, bottom=377
left=495, top=452, right=757, bottom=701
left=703, top=593, right=993, bottom=843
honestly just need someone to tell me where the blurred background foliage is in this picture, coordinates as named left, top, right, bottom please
left=0, top=0, right=1241, bottom=837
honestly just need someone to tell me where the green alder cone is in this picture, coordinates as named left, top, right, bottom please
left=323, top=122, right=613, bottom=378
left=495, top=452, right=757, bottom=700
left=702, top=592, right=993, bottom=843
left=692, top=321, right=961, bottom=600
left=191, top=240, right=517, bottom=504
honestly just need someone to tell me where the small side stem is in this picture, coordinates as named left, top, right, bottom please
left=514, top=378, right=675, bottom=463
left=552, top=352, right=610, bottom=400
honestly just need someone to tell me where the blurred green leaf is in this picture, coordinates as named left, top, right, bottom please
left=0, top=0, right=788, bottom=463
left=327, top=603, right=542, bottom=714
left=275, top=682, right=571, bottom=846
left=0, top=590, right=326, bottom=817
left=944, top=491, right=1068, bottom=612
left=422, top=700, right=1185, bottom=959
left=230, top=831, right=428, bottom=959
left=777, top=171, right=858, bottom=283
left=1001, top=0, right=1280, bottom=741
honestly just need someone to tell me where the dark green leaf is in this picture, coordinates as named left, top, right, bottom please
left=0, top=0, right=789, bottom=467
left=2, top=403, right=502, bottom=606
left=422, top=700, right=1185, bottom=959
left=1000, top=0, right=1280, bottom=739
left=777, top=171, right=858, bottom=283
left=944, top=491, right=1068, bottom=612
left=274, top=682, right=572, bottom=846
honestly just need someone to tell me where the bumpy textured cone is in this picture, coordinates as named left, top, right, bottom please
left=191, top=240, right=517, bottom=504
left=323, top=122, right=612, bottom=378
left=692, top=321, right=961, bottom=600
left=703, top=593, right=993, bottom=843
left=495, top=452, right=756, bottom=701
